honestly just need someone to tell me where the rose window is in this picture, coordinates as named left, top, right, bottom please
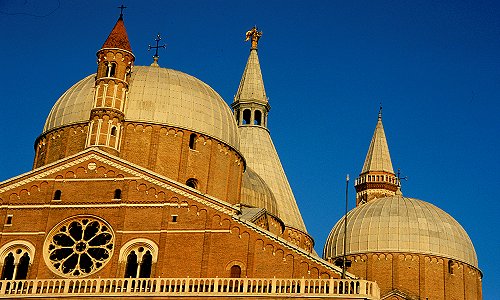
left=44, top=216, right=114, bottom=277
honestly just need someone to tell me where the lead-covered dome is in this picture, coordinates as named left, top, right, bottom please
left=240, top=167, right=279, bottom=216
left=323, top=195, right=478, bottom=267
left=43, top=66, right=239, bottom=149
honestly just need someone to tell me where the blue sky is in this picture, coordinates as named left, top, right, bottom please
left=0, top=0, right=499, bottom=297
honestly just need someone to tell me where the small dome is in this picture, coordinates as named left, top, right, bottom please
left=43, top=66, right=239, bottom=149
left=240, top=167, right=279, bottom=216
left=323, top=195, right=478, bottom=267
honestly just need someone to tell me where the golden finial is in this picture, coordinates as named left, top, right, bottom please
left=245, top=26, right=262, bottom=49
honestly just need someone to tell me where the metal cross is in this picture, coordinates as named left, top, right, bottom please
left=148, top=34, right=166, bottom=58
left=118, top=5, right=126, bottom=18
left=397, top=168, right=408, bottom=187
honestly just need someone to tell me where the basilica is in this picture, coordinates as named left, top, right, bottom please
left=0, top=11, right=482, bottom=299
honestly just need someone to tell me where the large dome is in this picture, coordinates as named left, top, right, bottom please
left=323, top=195, right=478, bottom=267
left=43, top=66, right=239, bottom=149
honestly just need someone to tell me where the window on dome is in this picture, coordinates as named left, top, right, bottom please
left=186, top=178, right=198, bottom=189
left=114, top=189, right=122, bottom=200
left=243, top=109, right=251, bottom=125
left=254, top=110, right=262, bottom=125
left=53, top=190, right=62, bottom=201
left=230, top=265, right=241, bottom=278
left=448, top=260, right=454, bottom=274
left=189, top=134, right=197, bottom=150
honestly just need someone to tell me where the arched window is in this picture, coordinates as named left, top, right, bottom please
left=1, top=253, right=14, bottom=280
left=448, top=260, right=454, bottom=274
left=16, top=253, right=30, bottom=280
left=120, top=239, right=158, bottom=279
left=254, top=110, right=262, bottom=125
left=230, top=265, right=241, bottom=278
left=125, top=67, right=131, bottom=81
left=110, top=126, right=117, bottom=137
left=114, top=189, right=122, bottom=200
left=189, top=133, right=197, bottom=150
left=242, top=109, right=251, bottom=125
left=124, top=248, right=154, bottom=278
left=53, top=190, right=62, bottom=200
left=186, top=178, right=198, bottom=189
left=107, top=63, right=117, bottom=77
left=124, top=251, right=138, bottom=278
left=139, top=251, right=152, bottom=278
left=0, top=243, right=34, bottom=280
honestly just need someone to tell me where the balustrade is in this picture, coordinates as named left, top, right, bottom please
left=0, top=277, right=380, bottom=299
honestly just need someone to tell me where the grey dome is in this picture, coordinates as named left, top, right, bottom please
left=323, top=195, right=478, bottom=267
left=240, top=167, right=279, bottom=216
left=43, top=66, right=239, bottom=149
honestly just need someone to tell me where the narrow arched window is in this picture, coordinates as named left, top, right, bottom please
left=189, top=134, right=196, bottom=150
left=242, top=109, right=251, bottom=125
left=114, top=189, right=122, bottom=200
left=254, top=110, right=262, bottom=125
left=139, top=251, right=152, bottom=278
left=110, top=126, right=117, bottom=137
left=186, top=178, right=198, bottom=189
left=230, top=265, right=241, bottom=278
left=448, top=260, right=454, bottom=274
left=1, top=253, right=14, bottom=280
left=15, top=253, right=30, bottom=280
left=53, top=190, right=62, bottom=201
left=125, top=67, right=131, bottom=81
left=107, top=63, right=117, bottom=77
left=124, top=251, right=138, bottom=278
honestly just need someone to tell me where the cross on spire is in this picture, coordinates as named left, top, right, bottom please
left=148, top=33, right=166, bottom=66
left=118, top=5, right=126, bottom=18
left=397, top=168, right=408, bottom=187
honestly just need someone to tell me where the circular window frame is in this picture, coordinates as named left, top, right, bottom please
left=43, top=215, right=115, bottom=278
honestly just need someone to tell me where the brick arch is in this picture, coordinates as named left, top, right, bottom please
left=0, top=240, right=36, bottom=264
left=119, top=238, right=159, bottom=263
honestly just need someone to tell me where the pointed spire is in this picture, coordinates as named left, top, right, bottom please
left=354, top=109, right=398, bottom=205
left=361, top=109, right=394, bottom=174
left=232, top=26, right=270, bottom=127
left=234, top=42, right=267, bottom=104
left=102, top=15, right=132, bottom=52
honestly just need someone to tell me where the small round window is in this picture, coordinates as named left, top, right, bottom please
left=44, top=216, right=114, bottom=277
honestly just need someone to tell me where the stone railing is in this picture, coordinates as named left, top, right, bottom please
left=0, top=277, right=380, bottom=299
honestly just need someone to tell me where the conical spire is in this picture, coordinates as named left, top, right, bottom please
left=235, top=27, right=313, bottom=252
left=354, top=108, right=398, bottom=205
left=361, top=108, right=394, bottom=174
left=234, top=45, right=267, bottom=104
left=102, top=15, right=132, bottom=52
left=232, top=27, right=270, bottom=128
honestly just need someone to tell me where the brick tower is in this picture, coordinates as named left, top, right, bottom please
left=85, top=13, right=135, bottom=154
